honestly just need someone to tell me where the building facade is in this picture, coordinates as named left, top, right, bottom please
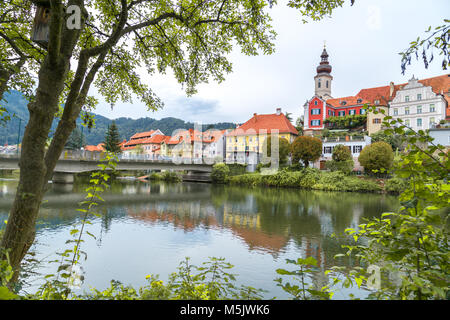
left=226, top=108, right=298, bottom=165
left=389, top=75, right=449, bottom=131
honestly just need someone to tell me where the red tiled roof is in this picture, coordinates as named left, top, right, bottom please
left=327, top=74, right=450, bottom=109
left=227, top=113, right=298, bottom=136
left=84, top=143, right=104, bottom=152
left=141, top=135, right=170, bottom=145
left=130, top=130, right=158, bottom=140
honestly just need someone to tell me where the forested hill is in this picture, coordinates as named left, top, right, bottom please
left=0, top=90, right=236, bottom=145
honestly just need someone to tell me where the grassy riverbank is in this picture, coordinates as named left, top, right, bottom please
left=222, top=167, right=405, bottom=194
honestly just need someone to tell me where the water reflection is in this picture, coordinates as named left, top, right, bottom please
left=0, top=177, right=399, bottom=297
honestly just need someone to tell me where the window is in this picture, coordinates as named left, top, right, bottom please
left=326, top=80, right=329, bottom=88
left=360, top=109, right=366, bottom=115
left=353, top=145, right=363, bottom=153
left=328, top=110, right=334, bottom=116
left=373, top=118, right=381, bottom=124
left=417, top=93, right=422, bottom=100
left=393, top=109, right=398, bottom=116
left=405, top=107, right=410, bottom=115
left=311, top=108, right=321, bottom=115
left=417, top=118, right=422, bottom=127
left=429, top=117, right=435, bottom=126
left=314, top=100, right=318, bottom=105
left=430, top=104, right=435, bottom=112
left=318, top=79, right=321, bottom=88
left=374, top=100, right=380, bottom=105
left=338, top=110, right=345, bottom=116
left=405, top=96, right=410, bottom=102
left=357, top=98, right=362, bottom=103
left=324, top=146, right=333, bottom=154
left=341, top=101, right=347, bottom=105
left=310, top=120, right=321, bottom=126
left=349, top=110, right=356, bottom=115
left=417, top=106, right=422, bottom=114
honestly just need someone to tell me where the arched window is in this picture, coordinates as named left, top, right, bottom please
left=326, top=80, right=329, bottom=88
left=318, top=79, right=321, bottom=88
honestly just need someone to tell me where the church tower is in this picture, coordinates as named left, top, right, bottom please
left=314, top=45, right=333, bottom=99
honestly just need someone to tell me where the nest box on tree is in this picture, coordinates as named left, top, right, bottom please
left=31, top=0, right=51, bottom=48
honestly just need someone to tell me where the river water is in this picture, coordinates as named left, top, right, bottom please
left=0, top=176, right=399, bottom=299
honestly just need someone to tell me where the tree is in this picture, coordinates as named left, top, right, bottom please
left=370, top=130, right=403, bottom=151
left=295, top=116, right=304, bottom=136
left=291, top=136, right=322, bottom=168
left=103, top=121, right=121, bottom=154
left=65, top=127, right=85, bottom=150
left=358, top=141, right=394, bottom=174
left=262, top=135, right=291, bottom=165
left=0, top=0, right=355, bottom=284
left=331, top=144, right=351, bottom=162
left=284, top=112, right=293, bottom=123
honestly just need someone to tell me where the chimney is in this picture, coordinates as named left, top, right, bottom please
left=276, top=108, right=281, bottom=115
left=389, top=81, right=395, bottom=98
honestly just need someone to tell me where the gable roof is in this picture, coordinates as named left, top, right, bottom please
left=227, top=113, right=298, bottom=136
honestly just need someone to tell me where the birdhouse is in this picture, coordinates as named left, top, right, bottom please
left=31, top=0, right=51, bottom=48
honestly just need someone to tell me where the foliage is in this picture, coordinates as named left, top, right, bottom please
left=358, top=141, right=394, bottom=174
left=325, top=159, right=354, bottom=175
left=384, top=176, right=408, bottom=195
left=229, top=168, right=382, bottom=193
left=332, top=144, right=352, bottom=162
left=291, top=136, right=322, bottom=167
left=149, top=171, right=182, bottom=183
left=275, top=256, right=333, bottom=300
left=227, top=163, right=248, bottom=176
left=211, top=163, right=231, bottom=184
left=324, top=114, right=367, bottom=129
left=261, top=136, right=291, bottom=165
left=103, top=121, right=122, bottom=154
left=287, top=0, right=355, bottom=24
left=370, top=130, right=404, bottom=151
left=328, top=106, right=449, bottom=300
left=400, top=19, right=449, bottom=74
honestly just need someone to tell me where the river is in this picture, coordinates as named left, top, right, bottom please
left=0, top=176, right=399, bottom=299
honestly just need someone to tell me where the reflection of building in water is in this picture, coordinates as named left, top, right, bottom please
left=302, top=237, right=329, bottom=292
left=349, top=205, right=363, bottom=231
left=127, top=201, right=290, bottom=255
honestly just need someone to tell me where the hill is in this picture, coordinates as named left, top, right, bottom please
left=0, top=91, right=236, bottom=145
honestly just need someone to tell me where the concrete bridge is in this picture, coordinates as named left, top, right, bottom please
left=0, top=154, right=213, bottom=183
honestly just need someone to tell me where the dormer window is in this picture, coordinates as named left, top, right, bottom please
left=374, top=100, right=380, bottom=105
left=341, top=101, right=347, bottom=106
left=357, top=98, right=362, bottom=103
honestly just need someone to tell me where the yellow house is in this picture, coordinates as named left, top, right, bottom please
left=226, top=108, right=298, bottom=164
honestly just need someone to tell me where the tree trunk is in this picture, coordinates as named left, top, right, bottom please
left=0, top=57, right=69, bottom=282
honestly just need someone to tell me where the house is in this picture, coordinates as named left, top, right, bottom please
left=225, top=108, right=298, bottom=165
left=202, top=129, right=228, bottom=162
left=388, top=75, right=449, bottom=131
left=428, top=125, right=450, bottom=150
left=141, top=135, right=171, bottom=159
left=319, top=135, right=372, bottom=171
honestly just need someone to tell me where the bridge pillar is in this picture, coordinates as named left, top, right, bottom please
left=52, top=172, right=75, bottom=184
left=183, top=170, right=211, bottom=183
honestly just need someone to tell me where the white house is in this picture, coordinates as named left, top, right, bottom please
left=389, top=76, right=448, bottom=131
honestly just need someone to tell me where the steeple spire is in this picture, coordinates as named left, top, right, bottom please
left=314, top=45, right=333, bottom=99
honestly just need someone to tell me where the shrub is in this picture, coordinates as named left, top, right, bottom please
left=291, top=136, right=322, bottom=168
left=385, top=176, right=408, bottom=194
left=332, top=144, right=352, bottom=162
left=358, top=141, right=394, bottom=174
left=325, top=159, right=354, bottom=174
left=211, top=163, right=230, bottom=184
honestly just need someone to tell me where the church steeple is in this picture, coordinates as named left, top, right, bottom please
left=314, top=44, right=333, bottom=99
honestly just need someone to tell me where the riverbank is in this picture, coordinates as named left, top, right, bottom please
left=224, top=168, right=405, bottom=194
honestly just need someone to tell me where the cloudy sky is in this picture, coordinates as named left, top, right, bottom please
left=93, top=0, right=449, bottom=125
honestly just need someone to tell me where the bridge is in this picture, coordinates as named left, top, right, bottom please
left=0, top=152, right=213, bottom=183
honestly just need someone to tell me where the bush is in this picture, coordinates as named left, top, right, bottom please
left=227, top=163, right=247, bottom=176
left=358, top=141, right=394, bottom=174
left=385, top=176, right=408, bottom=194
left=291, top=136, right=322, bottom=168
left=211, top=163, right=230, bottom=184
left=149, top=171, right=181, bottom=182
left=325, top=159, right=354, bottom=174
left=332, top=144, right=352, bottom=162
